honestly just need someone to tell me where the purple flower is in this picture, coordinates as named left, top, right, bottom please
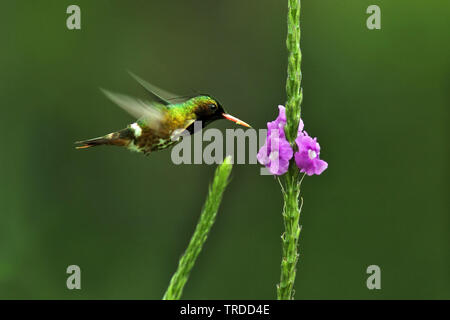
left=258, top=105, right=327, bottom=176
left=257, top=106, right=293, bottom=175
left=294, top=133, right=328, bottom=176
left=267, top=106, right=286, bottom=136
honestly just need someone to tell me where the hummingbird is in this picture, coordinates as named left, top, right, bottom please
left=75, top=73, right=251, bottom=155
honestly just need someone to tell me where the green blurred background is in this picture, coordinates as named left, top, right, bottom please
left=0, top=0, right=448, bottom=299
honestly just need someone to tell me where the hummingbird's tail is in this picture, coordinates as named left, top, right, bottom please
left=75, top=128, right=134, bottom=149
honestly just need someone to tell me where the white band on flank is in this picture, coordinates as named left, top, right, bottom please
left=130, top=122, right=142, bottom=137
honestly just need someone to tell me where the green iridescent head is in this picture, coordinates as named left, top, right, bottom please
left=189, top=95, right=251, bottom=128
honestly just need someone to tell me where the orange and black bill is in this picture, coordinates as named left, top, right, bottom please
left=222, top=113, right=252, bottom=128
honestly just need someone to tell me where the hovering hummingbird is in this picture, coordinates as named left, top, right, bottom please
left=75, top=73, right=251, bottom=154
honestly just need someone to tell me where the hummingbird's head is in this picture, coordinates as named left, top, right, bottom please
left=193, top=95, right=251, bottom=128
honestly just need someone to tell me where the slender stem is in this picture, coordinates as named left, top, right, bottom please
left=284, top=0, right=302, bottom=143
left=163, top=156, right=233, bottom=300
left=277, top=0, right=303, bottom=300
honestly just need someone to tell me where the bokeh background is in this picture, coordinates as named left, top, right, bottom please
left=0, top=0, right=448, bottom=299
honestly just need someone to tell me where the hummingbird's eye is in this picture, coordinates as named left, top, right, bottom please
left=209, top=104, right=218, bottom=111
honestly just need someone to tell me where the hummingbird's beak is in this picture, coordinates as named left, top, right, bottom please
left=222, top=113, right=252, bottom=128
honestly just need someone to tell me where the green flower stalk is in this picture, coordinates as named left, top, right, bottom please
left=257, top=0, right=327, bottom=299
left=163, top=156, right=233, bottom=300
left=284, top=0, right=303, bottom=144
left=277, top=0, right=303, bottom=300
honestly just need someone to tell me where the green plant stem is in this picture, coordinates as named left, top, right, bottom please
left=277, top=0, right=303, bottom=300
left=163, top=156, right=233, bottom=300
left=284, top=0, right=302, bottom=143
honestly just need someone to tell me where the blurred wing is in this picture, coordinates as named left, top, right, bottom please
left=100, top=88, right=166, bottom=130
left=128, top=71, right=188, bottom=105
